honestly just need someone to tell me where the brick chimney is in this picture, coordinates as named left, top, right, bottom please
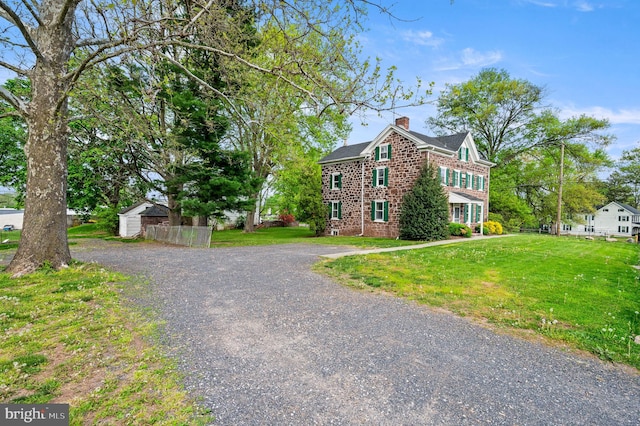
left=395, top=116, right=409, bottom=130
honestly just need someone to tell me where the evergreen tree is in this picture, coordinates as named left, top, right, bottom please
left=399, top=162, right=450, bottom=241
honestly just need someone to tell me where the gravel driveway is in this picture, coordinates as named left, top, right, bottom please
left=73, top=241, right=640, bottom=425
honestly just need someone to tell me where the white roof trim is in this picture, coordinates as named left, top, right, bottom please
left=449, top=192, right=483, bottom=204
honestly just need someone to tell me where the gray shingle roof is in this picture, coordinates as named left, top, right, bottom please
left=318, top=127, right=475, bottom=164
left=140, top=204, right=169, bottom=217
left=318, top=141, right=371, bottom=163
left=409, top=131, right=468, bottom=151
left=618, top=203, right=640, bottom=214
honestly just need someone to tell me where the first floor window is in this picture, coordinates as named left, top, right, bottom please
left=562, top=224, right=572, bottom=231
left=618, top=226, right=629, bottom=233
left=330, top=201, right=342, bottom=220
left=371, top=200, right=389, bottom=222
left=585, top=225, right=594, bottom=232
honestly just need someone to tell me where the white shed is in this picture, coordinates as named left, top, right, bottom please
left=118, top=201, right=153, bottom=237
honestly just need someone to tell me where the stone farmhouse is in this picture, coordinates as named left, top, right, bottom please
left=319, top=116, right=494, bottom=238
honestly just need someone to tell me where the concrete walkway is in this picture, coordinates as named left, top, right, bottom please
left=320, top=234, right=515, bottom=259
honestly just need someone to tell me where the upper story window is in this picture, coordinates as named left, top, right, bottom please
left=474, top=175, right=485, bottom=191
left=330, top=173, right=342, bottom=190
left=376, top=144, right=391, bottom=161
left=603, top=208, right=609, bottom=212
left=618, top=208, right=625, bottom=212
left=466, top=172, right=473, bottom=189
left=619, top=215, right=630, bottom=222
left=458, top=146, right=469, bottom=162
left=372, top=167, right=388, bottom=187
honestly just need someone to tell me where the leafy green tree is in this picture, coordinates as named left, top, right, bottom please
left=399, top=162, right=450, bottom=241
left=617, top=146, right=640, bottom=208
left=600, top=170, right=635, bottom=207
left=0, top=0, right=424, bottom=274
left=427, top=68, right=611, bottom=227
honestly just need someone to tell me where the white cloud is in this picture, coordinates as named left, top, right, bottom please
left=523, top=0, right=558, bottom=7
left=574, top=1, right=594, bottom=12
left=401, top=30, right=444, bottom=48
left=434, top=48, right=503, bottom=71
left=460, top=48, right=503, bottom=67
left=558, top=104, right=640, bottom=125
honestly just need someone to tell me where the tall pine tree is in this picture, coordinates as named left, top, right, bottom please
left=399, top=162, right=450, bottom=241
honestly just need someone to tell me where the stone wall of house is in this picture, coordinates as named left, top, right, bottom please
left=321, top=131, right=491, bottom=238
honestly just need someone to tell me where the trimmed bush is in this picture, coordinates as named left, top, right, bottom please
left=449, top=222, right=472, bottom=238
left=399, top=163, right=450, bottom=241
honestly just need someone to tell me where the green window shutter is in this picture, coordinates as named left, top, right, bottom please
left=465, top=148, right=469, bottom=161
left=328, top=203, right=332, bottom=218
left=338, top=202, right=342, bottom=219
left=372, top=168, right=377, bottom=187
left=383, top=201, right=389, bottom=222
left=387, top=144, right=392, bottom=159
left=458, top=148, right=462, bottom=160
left=371, top=201, right=375, bottom=221
left=481, top=176, right=485, bottom=191
left=338, top=174, right=342, bottom=189
left=464, top=205, right=469, bottom=222
left=375, top=146, right=380, bottom=161
left=446, top=169, right=450, bottom=186
left=384, top=168, right=389, bottom=187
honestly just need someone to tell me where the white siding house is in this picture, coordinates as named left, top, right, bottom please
left=561, top=202, right=640, bottom=238
left=118, top=201, right=153, bottom=237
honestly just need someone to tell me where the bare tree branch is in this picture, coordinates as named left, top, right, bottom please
left=0, top=0, right=43, bottom=61
left=0, top=59, right=29, bottom=76
left=0, top=85, right=27, bottom=115
left=19, top=0, right=43, bottom=26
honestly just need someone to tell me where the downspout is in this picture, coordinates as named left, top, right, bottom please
left=360, top=159, right=365, bottom=236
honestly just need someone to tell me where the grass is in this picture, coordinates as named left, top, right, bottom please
left=317, top=234, right=640, bottom=369
left=0, top=263, right=212, bottom=425
left=210, top=226, right=425, bottom=248
left=67, top=223, right=109, bottom=239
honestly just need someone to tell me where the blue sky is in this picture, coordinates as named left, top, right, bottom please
left=348, top=0, right=640, bottom=161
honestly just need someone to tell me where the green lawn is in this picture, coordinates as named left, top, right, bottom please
left=0, top=264, right=211, bottom=424
left=210, top=226, right=425, bottom=248
left=318, top=234, right=640, bottom=369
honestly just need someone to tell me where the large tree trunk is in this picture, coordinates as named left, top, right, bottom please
left=7, top=2, right=77, bottom=276
left=167, top=190, right=182, bottom=226
left=244, top=209, right=256, bottom=232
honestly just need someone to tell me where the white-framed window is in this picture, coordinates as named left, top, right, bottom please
left=562, top=224, right=572, bottom=231
left=373, top=167, right=388, bottom=187
left=331, top=173, right=342, bottom=190
left=585, top=225, right=594, bottom=232
left=458, top=146, right=469, bottom=162
left=466, top=172, right=473, bottom=189
left=453, top=170, right=461, bottom=187
left=439, top=167, right=448, bottom=186
left=618, top=208, right=625, bottom=212
left=603, top=208, right=609, bottom=212
left=475, top=175, right=485, bottom=191
left=618, top=226, right=629, bottom=233
left=371, top=200, right=389, bottom=222
left=376, top=144, right=391, bottom=161
left=619, top=216, right=629, bottom=222
left=330, top=201, right=342, bottom=220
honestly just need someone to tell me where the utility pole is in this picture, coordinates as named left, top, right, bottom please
left=556, top=142, right=565, bottom=237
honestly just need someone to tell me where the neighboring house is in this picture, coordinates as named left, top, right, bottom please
left=560, top=201, right=640, bottom=238
left=0, top=208, right=80, bottom=230
left=0, top=208, right=24, bottom=230
left=319, top=116, right=494, bottom=238
left=118, top=201, right=169, bottom=237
